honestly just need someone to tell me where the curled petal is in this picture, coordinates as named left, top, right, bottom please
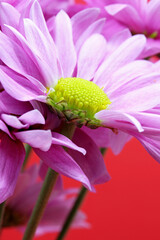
left=14, top=130, right=52, bottom=151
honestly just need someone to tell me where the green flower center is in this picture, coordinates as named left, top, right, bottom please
left=48, top=77, right=111, bottom=127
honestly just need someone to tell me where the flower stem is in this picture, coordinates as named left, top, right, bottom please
left=23, top=122, right=76, bottom=240
left=56, top=147, right=108, bottom=240
left=61, top=121, right=76, bottom=140
left=0, top=202, right=6, bottom=231
left=56, top=186, right=88, bottom=240
left=22, top=144, right=32, bottom=171
left=23, top=168, right=58, bottom=240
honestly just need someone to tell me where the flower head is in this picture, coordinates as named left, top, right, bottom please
left=105, top=0, right=160, bottom=57
left=0, top=1, right=160, bottom=190
left=4, top=165, right=89, bottom=235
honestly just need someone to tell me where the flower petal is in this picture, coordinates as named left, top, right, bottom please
left=75, top=18, right=106, bottom=54
left=77, top=34, right=107, bottom=80
left=14, top=130, right=52, bottom=151
left=111, top=83, right=160, bottom=112
left=0, top=120, right=13, bottom=138
left=68, top=128, right=111, bottom=185
left=0, top=31, right=42, bottom=80
left=93, top=35, right=146, bottom=89
left=29, top=1, right=53, bottom=43
left=0, top=132, right=25, bottom=203
left=23, top=18, right=58, bottom=86
left=0, top=2, right=20, bottom=33
left=0, top=91, right=32, bottom=115
left=71, top=8, right=100, bottom=43
left=105, top=4, right=144, bottom=32
left=107, top=60, right=155, bottom=96
left=82, top=126, right=131, bottom=154
left=96, top=110, right=143, bottom=132
left=0, top=67, right=45, bottom=102
left=19, top=109, right=45, bottom=126
left=1, top=114, right=28, bottom=129
left=55, top=10, right=76, bottom=77
left=35, top=145, right=92, bottom=191
left=52, top=132, right=86, bottom=155
left=134, top=133, right=160, bottom=163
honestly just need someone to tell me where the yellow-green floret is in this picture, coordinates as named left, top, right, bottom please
left=48, top=77, right=111, bottom=127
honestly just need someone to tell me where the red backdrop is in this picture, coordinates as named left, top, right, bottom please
left=1, top=138, right=160, bottom=240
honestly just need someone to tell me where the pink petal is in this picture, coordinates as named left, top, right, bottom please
left=71, top=8, right=100, bottom=43
left=107, top=60, right=155, bottom=96
left=35, top=145, right=92, bottom=191
left=77, top=34, right=107, bottom=80
left=111, top=83, right=160, bottom=112
left=55, top=10, right=76, bottom=77
left=93, top=35, right=146, bottom=89
left=1, top=114, right=28, bottom=129
left=19, top=109, right=45, bottom=125
left=52, top=132, right=86, bottom=155
left=29, top=1, right=53, bottom=43
left=23, top=18, right=59, bottom=86
left=0, top=31, right=42, bottom=80
left=147, top=0, right=160, bottom=30
left=135, top=133, right=160, bottom=163
left=0, top=120, right=13, bottom=138
left=68, top=128, right=111, bottom=185
left=75, top=18, right=106, bottom=54
left=5, top=24, right=57, bottom=87
left=0, top=2, right=20, bottom=33
left=0, top=91, right=32, bottom=115
left=0, top=132, right=25, bottom=203
left=0, top=67, right=45, bottom=102
left=82, top=126, right=131, bottom=154
left=96, top=110, right=143, bottom=132
left=14, top=130, right=52, bottom=151
left=105, top=4, right=144, bottom=32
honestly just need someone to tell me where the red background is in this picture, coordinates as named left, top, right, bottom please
left=1, top=138, right=160, bottom=240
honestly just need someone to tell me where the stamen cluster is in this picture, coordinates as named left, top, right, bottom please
left=48, top=77, right=111, bottom=127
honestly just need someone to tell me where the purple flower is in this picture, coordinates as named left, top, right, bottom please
left=1, top=1, right=160, bottom=196
left=0, top=2, right=111, bottom=193
left=4, top=165, right=90, bottom=235
left=105, top=0, right=160, bottom=57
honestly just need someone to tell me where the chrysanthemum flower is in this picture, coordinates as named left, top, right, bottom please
left=3, top=165, right=89, bottom=235
left=104, top=0, right=160, bottom=57
left=0, top=2, right=112, bottom=195
left=0, top=1, right=160, bottom=194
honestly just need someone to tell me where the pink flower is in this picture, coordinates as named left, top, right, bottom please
left=105, top=0, right=160, bottom=57
left=0, top=1, right=160, bottom=195
left=0, top=2, right=112, bottom=196
left=4, top=165, right=90, bottom=235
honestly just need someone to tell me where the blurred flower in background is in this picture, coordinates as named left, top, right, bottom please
left=3, top=165, right=89, bottom=236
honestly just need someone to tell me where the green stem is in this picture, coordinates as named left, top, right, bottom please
left=61, top=122, right=76, bottom=140
left=22, top=144, right=32, bottom=171
left=56, top=147, right=108, bottom=240
left=23, top=168, right=58, bottom=240
left=56, top=186, right=88, bottom=240
left=0, top=202, right=6, bottom=231
left=23, top=122, right=76, bottom=240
